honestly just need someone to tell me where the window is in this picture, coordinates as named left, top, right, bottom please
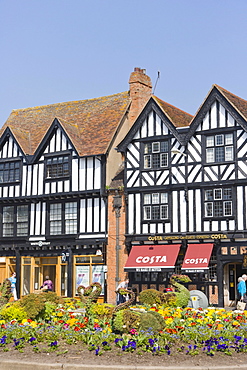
left=2, top=205, right=28, bottom=236
left=50, top=202, right=77, bottom=235
left=0, top=161, right=20, bottom=183
left=206, top=133, right=233, bottom=163
left=46, top=156, right=69, bottom=178
left=143, top=192, right=168, bottom=220
left=144, top=141, right=168, bottom=169
left=204, top=188, right=232, bottom=217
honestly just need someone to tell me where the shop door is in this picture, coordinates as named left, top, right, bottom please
left=229, top=263, right=246, bottom=301
left=42, top=265, right=56, bottom=291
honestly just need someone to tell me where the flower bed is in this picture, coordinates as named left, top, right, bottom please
left=0, top=298, right=247, bottom=359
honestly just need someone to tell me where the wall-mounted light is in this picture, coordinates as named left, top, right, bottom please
left=171, top=149, right=187, bottom=157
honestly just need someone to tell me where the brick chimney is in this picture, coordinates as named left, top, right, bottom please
left=128, top=67, right=152, bottom=125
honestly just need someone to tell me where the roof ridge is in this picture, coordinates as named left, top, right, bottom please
left=11, top=91, right=129, bottom=113
left=214, top=84, right=247, bottom=104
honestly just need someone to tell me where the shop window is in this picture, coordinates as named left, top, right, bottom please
left=49, top=202, right=77, bottom=235
left=2, top=205, right=28, bottom=237
left=204, top=188, right=232, bottom=218
left=74, top=254, right=104, bottom=296
left=0, top=161, right=20, bottom=183
left=143, top=192, right=168, bottom=221
left=143, top=141, right=168, bottom=169
left=206, top=133, right=233, bottom=163
left=45, top=155, right=70, bottom=178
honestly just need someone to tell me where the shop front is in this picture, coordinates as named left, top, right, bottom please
left=125, top=235, right=220, bottom=306
left=0, top=240, right=107, bottom=302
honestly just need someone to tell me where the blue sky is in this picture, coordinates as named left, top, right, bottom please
left=1, top=0, right=247, bottom=125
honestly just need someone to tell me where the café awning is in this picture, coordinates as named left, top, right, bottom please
left=124, top=244, right=181, bottom=272
left=181, top=243, right=214, bottom=272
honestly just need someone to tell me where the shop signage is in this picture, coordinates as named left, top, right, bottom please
left=242, top=254, right=247, bottom=269
left=136, top=268, right=162, bottom=272
left=136, top=255, right=167, bottom=264
left=30, top=241, right=51, bottom=246
left=148, top=233, right=227, bottom=241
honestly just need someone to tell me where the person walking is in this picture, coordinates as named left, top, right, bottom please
left=8, top=272, right=17, bottom=301
left=116, top=278, right=129, bottom=305
left=237, top=274, right=247, bottom=309
left=40, top=276, right=53, bottom=292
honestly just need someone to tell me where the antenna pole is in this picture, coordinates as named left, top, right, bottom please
left=153, top=71, right=160, bottom=94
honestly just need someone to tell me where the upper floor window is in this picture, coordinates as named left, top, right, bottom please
left=204, top=188, right=232, bottom=217
left=206, top=133, right=233, bottom=163
left=2, top=205, right=28, bottom=237
left=143, top=141, right=168, bottom=169
left=45, top=155, right=69, bottom=179
left=143, top=192, right=168, bottom=220
left=0, top=161, right=20, bottom=183
left=49, top=202, right=77, bottom=235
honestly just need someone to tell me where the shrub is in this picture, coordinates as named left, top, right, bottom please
left=88, top=303, right=114, bottom=319
left=139, top=289, right=162, bottom=306
left=139, top=311, right=165, bottom=332
left=19, top=292, right=64, bottom=320
left=0, top=302, right=27, bottom=322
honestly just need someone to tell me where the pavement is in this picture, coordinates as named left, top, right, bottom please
left=1, top=361, right=247, bottom=370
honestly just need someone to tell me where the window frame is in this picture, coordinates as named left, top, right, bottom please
left=2, top=204, right=29, bottom=237
left=142, top=192, right=169, bottom=222
left=44, top=152, right=71, bottom=180
left=143, top=140, right=169, bottom=170
left=49, top=201, right=78, bottom=235
left=0, top=159, right=21, bottom=184
left=204, top=187, right=233, bottom=219
left=205, top=133, right=234, bottom=163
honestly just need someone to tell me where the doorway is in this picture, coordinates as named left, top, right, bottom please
left=42, top=265, right=56, bottom=291
left=224, top=263, right=247, bottom=306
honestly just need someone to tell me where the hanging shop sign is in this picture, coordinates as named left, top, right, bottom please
left=242, top=254, right=247, bottom=269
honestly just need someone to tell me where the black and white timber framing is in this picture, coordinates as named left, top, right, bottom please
left=118, top=86, right=247, bottom=307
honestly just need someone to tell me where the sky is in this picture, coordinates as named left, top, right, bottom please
left=1, top=0, right=247, bottom=125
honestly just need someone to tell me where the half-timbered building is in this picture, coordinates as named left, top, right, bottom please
left=0, top=67, right=152, bottom=302
left=118, top=85, right=247, bottom=307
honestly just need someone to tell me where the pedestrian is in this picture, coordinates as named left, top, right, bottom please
left=116, top=278, right=129, bottom=305
left=40, top=275, right=53, bottom=292
left=237, top=274, right=247, bottom=309
left=8, top=272, right=17, bottom=301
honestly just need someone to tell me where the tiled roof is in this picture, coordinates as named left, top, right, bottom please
left=153, top=96, right=193, bottom=127
left=1, top=92, right=131, bottom=156
left=215, top=85, right=247, bottom=121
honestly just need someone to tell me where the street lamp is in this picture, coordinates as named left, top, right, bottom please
left=113, top=191, right=122, bottom=290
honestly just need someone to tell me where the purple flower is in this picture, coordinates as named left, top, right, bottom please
left=95, top=347, right=100, bottom=355
left=50, top=341, right=58, bottom=347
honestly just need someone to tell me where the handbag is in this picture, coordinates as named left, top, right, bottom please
left=237, top=301, right=246, bottom=310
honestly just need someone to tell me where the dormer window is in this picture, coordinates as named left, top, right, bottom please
left=45, top=155, right=70, bottom=179
left=143, top=141, right=168, bottom=169
left=0, top=161, right=20, bottom=183
left=206, top=133, right=233, bottom=163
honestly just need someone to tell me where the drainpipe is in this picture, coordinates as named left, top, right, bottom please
left=113, top=191, right=122, bottom=290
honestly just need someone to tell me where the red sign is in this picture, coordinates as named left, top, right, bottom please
left=124, top=244, right=181, bottom=272
left=181, top=243, right=213, bottom=271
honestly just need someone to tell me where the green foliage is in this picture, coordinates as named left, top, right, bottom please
left=0, top=279, right=12, bottom=306
left=112, top=309, right=140, bottom=333
left=138, top=289, right=162, bottom=306
left=0, top=302, right=27, bottom=322
left=87, top=303, right=114, bottom=319
left=160, top=292, right=177, bottom=307
left=19, top=292, right=64, bottom=320
left=175, top=285, right=191, bottom=308
left=139, top=311, right=165, bottom=332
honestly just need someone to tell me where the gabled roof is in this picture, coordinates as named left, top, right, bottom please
left=185, top=84, right=247, bottom=143
left=117, top=95, right=192, bottom=152
left=1, top=92, right=131, bottom=157
left=214, top=84, right=247, bottom=121
left=153, top=96, right=193, bottom=127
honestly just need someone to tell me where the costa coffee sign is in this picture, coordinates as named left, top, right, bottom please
left=136, top=255, right=167, bottom=264
left=184, top=258, right=208, bottom=266
left=181, top=243, right=214, bottom=271
left=124, top=244, right=181, bottom=272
